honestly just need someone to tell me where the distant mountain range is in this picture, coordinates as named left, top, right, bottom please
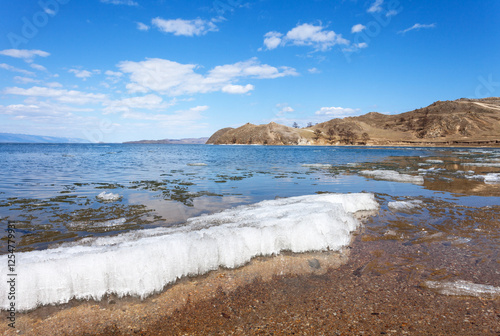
left=207, top=98, right=500, bottom=146
left=0, top=133, right=91, bottom=143
left=123, top=137, right=209, bottom=144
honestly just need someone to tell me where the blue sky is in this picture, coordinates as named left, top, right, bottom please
left=0, top=0, right=499, bottom=142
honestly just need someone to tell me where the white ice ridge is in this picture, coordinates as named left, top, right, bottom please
left=359, top=170, right=424, bottom=185
left=187, top=163, right=207, bottom=166
left=424, top=280, right=500, bottom=299
left=0, top=193, right=378, bottom=312
left=96, top=191, right=120, bottom=201
left=388, top=199, right=424, bottom=211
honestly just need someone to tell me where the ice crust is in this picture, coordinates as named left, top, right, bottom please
left=462, top=162, right=500, bottom=167
left=301, top=164, right=333, bottom=168
left=359, top=170, right=424, bottom=185
left=388, top=200, right=424, bottom=211
left=424, top=280, right=500, bottom=299
left=0, top=193, right=378, bottom=312
left=96, top=191, right=121, bottom=201
left=425, top=159, right=444, bottom=164
left=187, top=163, right=207, bottom=166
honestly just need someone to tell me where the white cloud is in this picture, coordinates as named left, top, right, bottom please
left=399, top=23, right=437, bottom=34
left=351, top=24, right=366, bottom=33
left=105, top=70, right=123, bottom=77
left=103, top=94, right=173, bottom=114
left=100, top=0, right=138, bottom=6
left=118, top=57, right=297, bottom=96
left=315, top=106, right=361, bottom=116
left=221, top=84, right=254, bottom=94
left=275, top=103, right=295, bottom=117
left=308, top=67, right=321, bottom=74
left=3, top=86, right=107, bottom=105
left=13, top=76, right=41, bottom=84
left=30, top=63, right=47, bottom=72
left=262, top=23, right=349, bottom=51
left=151, top=18, right=217, bottom=36
left=136, top=22, right=150, bottom=31
left=0, top=49, right=50, bottom=60
left=46, top=82, right=63, bottom=88
left=0, top=63, right=35, bottom=76
left=367, top=0, right=384, bottom=13
left=263, top=31, right=283, bottom=50
left=69, top=69, right=100, bottom=80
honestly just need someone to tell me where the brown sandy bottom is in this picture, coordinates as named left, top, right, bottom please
left=2, top=204, right=500, bottom=336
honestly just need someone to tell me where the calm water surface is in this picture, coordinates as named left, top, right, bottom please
left=1, top=144, right=499, bottom=252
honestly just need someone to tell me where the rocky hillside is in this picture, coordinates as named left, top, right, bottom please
left=207, top=98, right=500, bottom=146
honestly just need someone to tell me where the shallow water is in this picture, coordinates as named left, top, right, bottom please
left=0, top=144, right=499, bottom=315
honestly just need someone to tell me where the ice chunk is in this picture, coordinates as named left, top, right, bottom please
left=302, top=164, right=333, bottom=168
left=359, top=170, right=424, bottom=185
left=425, top=159, right=443, bottom=164
left=484, top=173, right=500, bottom=184
left=388, top=200, right=424, bottom=211
left=423, top=280, right=500, bottom=299
left=0, top=193, right=379, bottom=312
left=462, top=162, right=500, bottom=167
left=67, top=218, right=127, bottom=229
left=187, top=163, right=207, bottom=166
left=96, top=191, right=121, bottom=202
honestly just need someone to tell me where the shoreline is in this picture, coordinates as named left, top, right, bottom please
left=2, top=212, right=499, bottom=335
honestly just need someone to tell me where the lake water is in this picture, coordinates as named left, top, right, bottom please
left=0, top=144, right=499, bottom=312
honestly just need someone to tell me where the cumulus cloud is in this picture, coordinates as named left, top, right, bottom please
left=263, top=31, right=283, bottom=50
left=0, top=49, right=50, bottom=60
left=151, top=18, right=218, bottom=36
left=367, top=0, right=384, bottom=13
left=221, top=84, right=254, bottom=94
left=315, top=106, right=361, bottom=116
left=136, top=22, right=150, bottom=31
left=262, top=23, right=349, bottom=51
left=351, top=24, right=366, bottom=33
left=69, top=69, right=100, bottom=80
left=3, top=86, right=107, bottom=105
left=118, top=57, right=297, bottom=96
left=399, top=23, right=437, bottom=34
left=0, top=63, right=35, bottom=76
left=308, top=67, right=321, bottom=74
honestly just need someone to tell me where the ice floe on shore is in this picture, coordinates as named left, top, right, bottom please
left=0, top=193, right=379, bottom=312
left=359, top=170, right=424, bottom=185
left=96, top=191, right=121, bottom=201
left=423, top=280, right=500, bottom=299
left=388, top=200, right=424, bottom=211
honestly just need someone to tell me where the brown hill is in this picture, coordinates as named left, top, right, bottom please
left=207, top=98, right=500, bottom=146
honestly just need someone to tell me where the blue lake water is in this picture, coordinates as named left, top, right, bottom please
left=1, top=143, right=500, bottom=313
left=1, top=143, right=499, bottom=252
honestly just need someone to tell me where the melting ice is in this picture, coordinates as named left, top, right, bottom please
left=0, top=193, right=378, bottom=312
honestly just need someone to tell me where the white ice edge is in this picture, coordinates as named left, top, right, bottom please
left=424, top=280, right=500, bottom=299
left=359, top=170, right=424, bottom=185
left=0, top=193, right=379, bottom=312
left=388, top=200, right=424, bottom=211
left=301, top=163, right=333, bottom=168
